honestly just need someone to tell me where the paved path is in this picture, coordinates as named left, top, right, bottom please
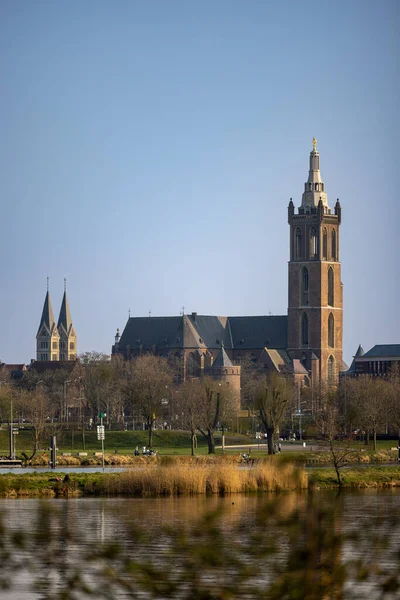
left=216, top=443, right=320, bottom=452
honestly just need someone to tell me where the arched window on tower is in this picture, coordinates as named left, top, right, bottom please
left=310, top=228, right=318, bottom=258
left=328, top=313, right=334, bottom=347
left=295, top=228, right=302, bottom=259
left=301, top=313, right=309, bottom=346
left=328, top=355, right=335, bottom=386
left=328, top=267, right=334, bottom=306
left=322, top=228, right=328, bottom=260
left=331, top=229, right=337, bottom=261
left=302, top=267, right=309, bottom=305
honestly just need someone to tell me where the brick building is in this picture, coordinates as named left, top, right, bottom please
left=112, top=140, right=344, bottom=388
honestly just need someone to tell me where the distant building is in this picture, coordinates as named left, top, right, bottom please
left=344, top=344, right=400, bottom=377
left=112, top=141, right=344, bottom=388
left=35, top=280, right=77, bottom=362
left=0, top=362, right=27, bottom=381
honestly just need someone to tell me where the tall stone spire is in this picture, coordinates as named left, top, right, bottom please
left=57, top=280, right=73, bottom=335
left=301, top=138, right=329, bottom=209
left=57, top=279, right=77, bottom=360
left=37, top=290, right=57, bottom=336
left=36, top=282, right=60, bottom=361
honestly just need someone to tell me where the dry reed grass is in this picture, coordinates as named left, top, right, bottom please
left=106, top=459, right=307, bottom=496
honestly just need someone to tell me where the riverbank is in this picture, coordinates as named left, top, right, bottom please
left=1, top=460, right=399, bottom=497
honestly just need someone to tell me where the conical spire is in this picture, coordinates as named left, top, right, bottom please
left=37, top=290, right=57, bottom=335
left=354, top=344, right=365, bottom=357
left=212, top=342, right=233, bottom=368
left=301, top=138, right=329, bottom=209
left=57, top=282, right=73, bottom=334
left=347, top=344, right=365, bottom=374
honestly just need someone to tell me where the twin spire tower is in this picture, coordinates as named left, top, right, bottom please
left=36, top=280, right=77, bottom=361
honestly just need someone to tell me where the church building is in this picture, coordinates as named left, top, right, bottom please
left=36, top=280, right=77, bottom=362
left=112, top=141, right=343, bottom=388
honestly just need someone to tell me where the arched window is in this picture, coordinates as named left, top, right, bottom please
left=295, top=228, right=302, bottom=259
left=301, top=313, right=309, bottom=346
left=186, top=352, right=197, bottom=378
left=322, top=228, right=327, bottom=260
left=302, top=267, right=309, bottom=305
left=328, top=267, right=334, bottom=306
left=328, top=355, right=335, bottom=385
left=310, top=228, right=318, bottom=258
left=331, top=229, right=337, bottom=261
left=328, top=313, right=334, bottom=347
left=301, top=353, right=307, bottom=369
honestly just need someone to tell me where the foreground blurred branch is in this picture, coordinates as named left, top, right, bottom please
left=1, top=493, right=399, bottom=599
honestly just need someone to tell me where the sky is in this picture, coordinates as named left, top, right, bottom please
left=0, top=0, right=399, bottom=365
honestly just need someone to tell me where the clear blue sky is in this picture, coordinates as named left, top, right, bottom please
left=1, top=0, right=399, bottom=365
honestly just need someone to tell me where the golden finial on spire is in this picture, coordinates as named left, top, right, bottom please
left=312, top=137, right=317, bottom=151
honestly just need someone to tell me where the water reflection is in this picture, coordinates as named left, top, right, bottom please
left=0, top=490, right=400, bottom=599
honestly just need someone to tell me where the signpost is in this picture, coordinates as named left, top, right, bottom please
left=97, top=412, right=106, bottom=472
left=12, top=428, right=18, bottom=459
left=50, top=436, right=57, bottom=469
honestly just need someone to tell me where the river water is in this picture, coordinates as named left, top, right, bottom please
left=1, top=490, right=400, bottom=599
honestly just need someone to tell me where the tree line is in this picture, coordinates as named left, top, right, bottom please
left=1, top=352, right=399, bottom=462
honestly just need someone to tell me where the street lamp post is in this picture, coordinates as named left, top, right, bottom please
left=10, top=395, right=14, bottom=460
left=63, top=380, right=71, bottom=427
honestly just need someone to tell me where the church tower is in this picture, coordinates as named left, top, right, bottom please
left=57, top=279, right=77, bottom=360
left=36, top=282, right=60, bottom=361
left=287, top=139, right=343, bottom=386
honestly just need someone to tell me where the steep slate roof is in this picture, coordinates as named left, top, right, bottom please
left=29, top=360, right=78, bottom=374
left=0, top=363, right=27, bottom=380
left=185, top=315, right=232, bottom=349
left=262, top=348, right=292, bottom=371
left=57, top=291, right=75, bottom=335
left=228, top=316, right=288, bottom=349
left=212, top=344, right=233, bottom=367
left=292, top=359, right=309, bottom=375
left=118, top=314, right=288, bottom=352
left=118, top=317, right=183, bottom=352
left=362, top=344, right=400, bottom=358
left=37, top=291, right=57, bottom=335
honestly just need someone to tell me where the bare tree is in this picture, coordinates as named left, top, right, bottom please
left=175, top=379, right=204, bottom=455
left=346, top=376, right=390, bottom=450
left=254, top=373, right=292, bottom=455
left=131, top=355, right=172, bottom=448
left=196, top=378, right=235, bottom=454
left=314, top=389, right=357, bottom=487
left=388, top=364, right=400, bottom=438
left=79, top=352, right=118, bottom=426
left=17, top=387, right=51, bottom=462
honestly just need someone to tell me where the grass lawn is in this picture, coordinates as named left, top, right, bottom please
left=0, top=427, right=254, bottom=457
left=309, top=465, right=400, bottom=488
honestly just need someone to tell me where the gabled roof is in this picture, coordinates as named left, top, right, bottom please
left=362, top=344, right=400, bottom=358
left=185, top=315, right=233, bottom=349
left=292, top=359, right=309, bottom=375
left=0, top=363, right=27, bottom=380
left=261, top=348, right=292, bottom=372
left=37, top=291, right=57, bottom=335
left=212, top=344, right=233, bottom=367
